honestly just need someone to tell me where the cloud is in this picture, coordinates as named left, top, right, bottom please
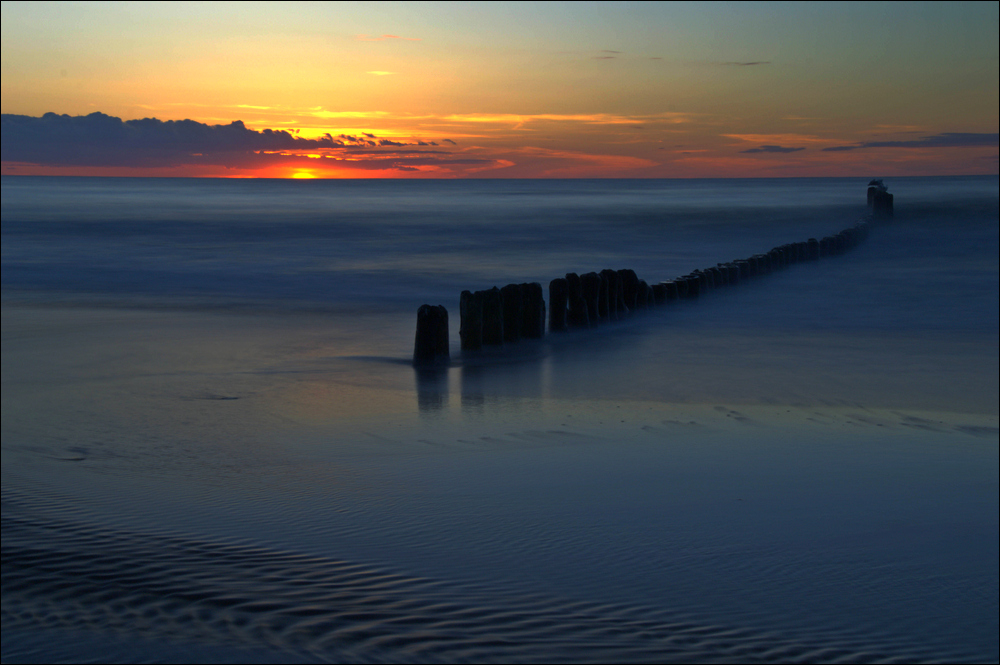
left=740, top=145, right=805, bottom=154
left=822, top=132, right=999, bottom=152
left=0, top=112, right=462, bottom=171
left=311, top=155, right=492, bottom=171
left=687, top=60, right=771, bottom=67
left=2, top=112, right=310, bottom=167
left=502, top=145, right=657, bottom=177
left=355, top=34, right=420, bottom=42
left=309, top=110, right=393, bottom=119
left=441, top=112, right=688, bottom=126
left=366, top=71, right=396, bottom=76
left=724, top=133, right=824, bottom=144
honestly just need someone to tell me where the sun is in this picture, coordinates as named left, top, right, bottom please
left=291, top=170, right=317, bottom=179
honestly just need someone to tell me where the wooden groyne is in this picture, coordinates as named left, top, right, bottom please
left=413, top=181, right=893, bottom=366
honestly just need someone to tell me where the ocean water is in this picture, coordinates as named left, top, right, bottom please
left=2, top=176, right=998, bottom=662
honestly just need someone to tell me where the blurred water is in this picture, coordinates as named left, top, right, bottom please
left=2, top=176, right=998, bottom=663
left=3, top=176, right=997, bottom=326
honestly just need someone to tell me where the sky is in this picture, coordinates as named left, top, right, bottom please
left=1, top=1, right=997, bottom=178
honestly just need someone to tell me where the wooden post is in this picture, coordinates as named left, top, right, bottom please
left=413, top=304, right=449, bottom=366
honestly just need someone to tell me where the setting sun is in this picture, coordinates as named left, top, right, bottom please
left=1, top=3, right=997, bottom=662
left=2, top=2, right=995, bottom=178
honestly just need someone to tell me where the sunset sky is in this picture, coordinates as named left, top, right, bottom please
left=2, top=1, right=997, bottom=178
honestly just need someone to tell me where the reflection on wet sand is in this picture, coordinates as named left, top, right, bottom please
left=414, top=366, right=449, bottom=413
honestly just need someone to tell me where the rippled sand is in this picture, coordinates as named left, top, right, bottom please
left=2, top=305, right=997, bottom=663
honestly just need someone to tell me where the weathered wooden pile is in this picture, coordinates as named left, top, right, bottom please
left=413, top=181, right=893, bottom=366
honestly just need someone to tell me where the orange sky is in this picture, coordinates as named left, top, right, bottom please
left=2, top=2, right=997, bottom=178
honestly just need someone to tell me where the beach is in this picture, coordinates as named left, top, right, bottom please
left=2, top=176, right=998, bottom=662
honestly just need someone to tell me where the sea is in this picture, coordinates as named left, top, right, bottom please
left=2, top=176, right=998, bottom=662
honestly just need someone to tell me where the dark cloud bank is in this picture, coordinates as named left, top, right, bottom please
left=823, top=132, right=998, bottom=152
left=741, top=145, right=804, bottom=154
left=740, top=132, right=998, bottom=156
left=1, top=112, right=479, bottom=171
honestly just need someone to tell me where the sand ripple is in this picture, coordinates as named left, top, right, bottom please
left=4, top=484, right=987, bottom=664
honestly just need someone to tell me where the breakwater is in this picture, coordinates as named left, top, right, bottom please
left=413, top=181, right=893, bottom=366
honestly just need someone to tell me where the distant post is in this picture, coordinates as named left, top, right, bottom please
left=867, top=179, right=893, bottom=219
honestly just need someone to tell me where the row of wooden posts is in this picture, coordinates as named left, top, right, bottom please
left=413, top=182, right=892, bottom=367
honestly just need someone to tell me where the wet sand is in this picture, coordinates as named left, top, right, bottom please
left=2, top=303, right=998, bottom=663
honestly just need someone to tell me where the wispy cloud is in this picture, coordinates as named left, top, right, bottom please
left=677, top=60, right=772, bottom=67
left=686, top=60, right=771, bottom=67
left=873, top=124, right=927, bottom=132
left=309, top=110, right=393, bottom=119
left=164, top=105, right=690, bottom=135
left=724, top=133, right=828, bottom=147
left=740, top=145, right=805, bottom=154
left=441, top=112, right=689, bottom=126
left=823, top=132, right=999, bottom=152
left=355, top=34, right=421, bottom=42
left=496, top=145, right=658, bottom=177
left=366, top=71, right=396, bottom=76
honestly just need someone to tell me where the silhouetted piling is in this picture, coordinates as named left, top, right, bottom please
left=662, top=280, right=679, bottom=300
left=596, top=272, right=611, bottom=321
left=600, top=269, right=622, bottom=320
left=867, top=179, right=893, bottom=219
left=500, top=283, right=523, bottom=343
left=709, top=266, right=726, bottom=286
left=635, top=280, right=652, bottom=310
left=652, top=282, right=667, bottom=305
left=684, top=275, right=701, bottom=298
left=565, top=272, right=590, bottom=328
left=774, top=247, right=786, bottom=265
left=618, top=269, right=639, bottom=311
left=549, top=278, right=568, bottom=332
left=581, top=272, right=603, bottom=324
left=807, top=238, right=820, bottom=260
left=872, top=190, right=893, bottom=219
left=439, top=183, right=882, bottom=359
left=460, top=290, right=483, bottom=351
left=481, top=287, right=504, bottom=345
left=413, top=304, right=450, bottom=367
left=520, top=282, right=546, bottom=338
left=867, top=179, right=885, bottom=207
